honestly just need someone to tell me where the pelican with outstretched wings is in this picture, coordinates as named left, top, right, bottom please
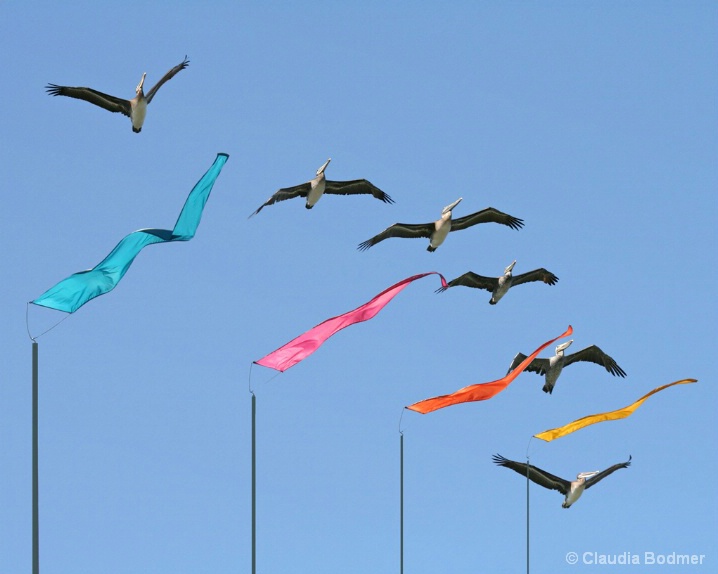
left=493, top=454, right=632, bottom=508
left=357, top=197, right=523, bottom=252
left=46, top=56, right=189, bottom=133
left=507, top=339, right=626, bottom=394
left=249, top=158, right=394, bottom=216
left=437, top=260, right=558, bottom=303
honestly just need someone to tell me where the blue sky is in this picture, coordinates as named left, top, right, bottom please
left=1, top=2, right=716, bottom=573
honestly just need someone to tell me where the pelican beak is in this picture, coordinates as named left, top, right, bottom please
left=505, top=260, right=517, bottom=273
left=442, top=197, right=462, bottom=215
left=556, top=339, right=573, bottom=353
left=136, top=72, right=146, bottom=95
left=578, top=471, right=600, bottom=480
left=316, top=158, right=331, bottom=176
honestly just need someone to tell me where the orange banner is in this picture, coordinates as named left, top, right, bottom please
left=406, top=325, right=573, bottom=414
left=534, top=378, right=697, bottom=442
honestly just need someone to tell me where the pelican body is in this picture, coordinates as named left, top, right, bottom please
left=46, top=56, right=189, bottom=133
left=437, top=260, right=558, bottom=303
left=357, top=197, right=523, bottom=252
left=427, top=197, right=462, bottom=251
left=507, top=339, right=626, bottom=394
left=493, top=454, right=631, bottom=508
left=249, top=158, right=394, bottom=216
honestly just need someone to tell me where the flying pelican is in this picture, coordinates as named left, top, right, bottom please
left=492, top=454, right=631, bottom=508
left=436, top=260, right=558, bottom=304
left=507, top=339, right=626, bottom=394
left=249, top=158, right=394, bottom=216
left=357, top=197, right=523, bottom=252
left=46, top=56, right=190, bottom=133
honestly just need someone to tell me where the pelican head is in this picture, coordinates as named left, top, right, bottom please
left=505, top=260, right=517, bottom=275
left=136, top=72, right=147, bottom=95
left=555, top=339, right=574, bottom=354
left=577, top=471, right=600, bottom=481
left=442, top=197, right=463, bottom=215
left=316, top=158, right=331, bottom=176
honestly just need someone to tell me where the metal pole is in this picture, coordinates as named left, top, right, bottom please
left=32, top=341, right=39, bottom=574
left=251, top=393, right=256, bottom=574
left=400, top=432, right=404, bottom=574
left=526, top=458, right=530, bottom=574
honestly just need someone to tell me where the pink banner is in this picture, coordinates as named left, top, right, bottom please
left=255, top=272, right=447, bottom=372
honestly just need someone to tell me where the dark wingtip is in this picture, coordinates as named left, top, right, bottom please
left=383, top=193, right=396, bottom=204
left=435, top=286, right=447, bottom=294
left=45, top=84, right=62, bottom=96
left=492, top=454, right=509, bottom=466
left=357, top=240, right=371, bottom=251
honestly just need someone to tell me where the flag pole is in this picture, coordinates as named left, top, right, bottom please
left=400, top=431, right=404, bottom=574
left=251, top=391, right=256, bottom=574
left=526, top=457, right=530, bottom=574
left=32, top=340, right=39, bottom=574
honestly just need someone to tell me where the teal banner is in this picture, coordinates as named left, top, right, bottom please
left=32, top=153, right=229, bottom=313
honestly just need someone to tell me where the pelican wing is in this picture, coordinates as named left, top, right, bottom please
left=492, top=454, right=570, bottom=495
left=145, top=56, right=190, bottom=103
left=450, top=207, right=524, bottom=232
left=584, top=456, right=631, bottom=490
left=507, top=352, right=551, bottom=376
left=357, top=222, right=434, bottom=251
left=564, top=345, right=627, bottom=377
left=248, top=183, right=312, bottom=217
left=436, top=272, right=498, bottom=294
left=45, top=84, right=131, bottom=117
left=325, top=180, right=395, bottom=204
left=511, top=268, right=559, bottom=287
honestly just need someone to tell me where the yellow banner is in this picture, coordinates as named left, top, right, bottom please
left=534, top=378, right=697, bottom=442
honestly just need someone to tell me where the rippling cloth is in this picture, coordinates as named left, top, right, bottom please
left=254, top=272, right=447, bottom=372
left=407, top=325, right=574, bottom=414
left=32, top=153, right=229, bottom=313
left=534, top=378, right=697, bottom=441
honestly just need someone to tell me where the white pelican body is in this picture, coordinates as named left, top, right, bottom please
left=130, top=90, right=148, bottom=133
left=428, top=198, right=461, bottom=251
left=543, top=340, right=570, bottom=392
left=493, top=454, right=632, bottom=508
left=305, top=158, right=330, bottom=208
left=250, top=158, right=394, bottom=216
left=46, top=57, right=189, bottom=133
left=491, top=261, right=515, bottom=303
left=563, top=472, right=600, bottom=508
left=358, top=197, right=523, bottom=252
left=507, top=339, right=626, bottom=394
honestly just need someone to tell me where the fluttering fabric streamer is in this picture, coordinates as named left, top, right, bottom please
left=254, top=272, right=447, bottom=372
left=406, top=325, right=573, bottom=414
left=534, top=378, right=697, bottom=442
left=32, top=153, right=229, bottom=313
